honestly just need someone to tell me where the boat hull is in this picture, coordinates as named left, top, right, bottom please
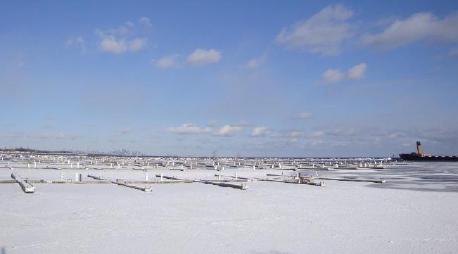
left=399, top=153, right=458, bottom=162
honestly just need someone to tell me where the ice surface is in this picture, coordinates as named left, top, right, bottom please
left=1, top=163, right=457, bottom=254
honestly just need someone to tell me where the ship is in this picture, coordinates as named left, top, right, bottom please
left=399, top=141, right=458, bottom=161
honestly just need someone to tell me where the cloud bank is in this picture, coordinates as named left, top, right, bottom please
left=276, top=4, right=354, bottom=56
left=362, top=12, right=458, bottom=48
left=167, top=124, right=211, bottom=135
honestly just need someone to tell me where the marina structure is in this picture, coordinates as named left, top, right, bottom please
left=400, top=141, right=458, bottom=162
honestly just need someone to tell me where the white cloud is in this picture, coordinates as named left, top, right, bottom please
left=309, top=130, right=325, bottom=138
left=97, top=20, right=148, bottom=54
left=66, top=36, right=86, bottom=53
left=99, top=36, right=147, bottom=54
left=187, top=48, right=222, bottom=65
left=297, top=112, right=312, bottom=119
left=322, top=63, right=367, bottom=83
left=251, top=127, right=269, bottom=137
left=322, top=69, right=345, bottom=82
left=276, top=4, right=354, bottom=56
left=245, top=55, right=266, bottom=69
left=99, top=36, right=126, bottom=54
left=155, top=55, right=178, bottom=69
left=168, top=123, right=245, bottom=137
left=168, top=123, right=211, bottom=135
left=215, top=125, right=243, bottom=136
left=347, top=63, right=367, bottom=80
left=362, top=12, right=458, bottom=48
left=129, top=38, right=147, bottom=51
left=287, top=131, right=303, bottom=142
left=139, top=17, right=152, bottom=28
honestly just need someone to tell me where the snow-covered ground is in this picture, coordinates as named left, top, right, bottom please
left=1, top=163, right=457, bottom=254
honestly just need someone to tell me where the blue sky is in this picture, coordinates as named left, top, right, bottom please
left=1, top=0, right=458, bottom=156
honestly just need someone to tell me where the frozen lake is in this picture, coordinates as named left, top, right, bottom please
left=1, top=162, right=457, bottom=254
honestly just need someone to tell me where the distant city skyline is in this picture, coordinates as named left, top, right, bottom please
left=1, top=0, right=458, bottom=156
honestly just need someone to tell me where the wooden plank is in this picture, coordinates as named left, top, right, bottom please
left=160, top=174, right=248, bottom=190
left=88, top=174, right=153, bottom=192
left=87, top=174, right=105, bottom=180
left=155, top=174, right=181, bottom=180
left=298, top=176, right=325, bottom=187
left=216, top=173, right=324, bottom=187
left=199, top=180, right=248, bottom=190
left=317, top=177, right=385, bottom=184
left=0, top=180, right=16, bottom=184
left=214, top=174, right=252, bottom=181
left=112, top=180, right=152, bottom=192
left=266, top=173, right=283, bottom=177
left=11, top=172, right=35, bottom=193
left=206, top=179, right=248, bottom=183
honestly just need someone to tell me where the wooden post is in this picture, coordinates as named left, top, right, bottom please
left=75, top=173, right=82, bottom=182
